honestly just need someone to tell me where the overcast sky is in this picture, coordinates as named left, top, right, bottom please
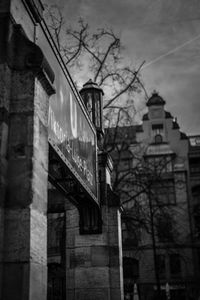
left=45, top=0, right=200, bottom=135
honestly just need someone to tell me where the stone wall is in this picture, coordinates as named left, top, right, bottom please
left=1, top=65, right=50, bottom=300
left=65, top=201, right=123, bottom=300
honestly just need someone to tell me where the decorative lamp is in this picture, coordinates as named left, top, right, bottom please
left=80, top=79, right=104, bottom=139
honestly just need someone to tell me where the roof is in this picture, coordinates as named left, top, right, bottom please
left=142, top=110, right=172, bottom=121
left=172, top=120, right=180, bottom=129
left=165, top=111, right=173, bottom=118
left=79, top=79, right=104, bottom=95
left=146, top=92, right=166, bottom=107
left=180, top=132, right=188, bottom=140
left=142, top=113, right=149, bottom=121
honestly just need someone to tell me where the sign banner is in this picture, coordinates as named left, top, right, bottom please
left=37, top=24, right=98, bottom=202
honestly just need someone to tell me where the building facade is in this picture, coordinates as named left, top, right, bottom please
left=0, top=1, right=124, bottom=300
left=106, top=92, right=200, bottom=300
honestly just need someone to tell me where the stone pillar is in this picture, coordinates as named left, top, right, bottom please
left=65, top=152, right=124, bottom=300
left=0, top=10, right=12, bottom=297
left=0, top=64, right=11, bottom=300
left=1, top=23, right=55, bottom=300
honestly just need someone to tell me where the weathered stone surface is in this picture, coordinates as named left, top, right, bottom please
left=0, top=122, right=8, bottom=157
left=34, top=79, right=49, bottom=127
left=110, top=288, right=123, bottom=300
left=30, top=209, right=47, bottom=264
left=66, top=208, right=80, bottom=229
left=75, top=233, right=108, bottom=247
left=3, top=208, right=30, bottom=261
left=91, top=246, right=109, bottom=266
left=1, top=43, right=50, bottom=300
left=66, top=269, right=75, bottom=287
left=75, top=288, right=110, bottom=300
left=29, top=262, right=47, bottom=300
left=73, top=247, right=91, bottom=268
left=0, top=65, right=11, bottom=110
left=109, top=268, right=121, bottom=288
left=2, top=262, right=30, bottom=300
left=75, top=267, right=110, bottom=288
left=66, top=200, right=124, bottom=300
left=0, top=63, right=11, bottom=300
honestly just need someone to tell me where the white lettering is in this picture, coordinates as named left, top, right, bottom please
left=70, top=93, right=77, bottom=138
left=48, top=105, right=93, bottom=186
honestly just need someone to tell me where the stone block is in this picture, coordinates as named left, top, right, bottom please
left=34, top=118, right=49, bottom=170
left=0, top=207, right=4, bottom=251
left=35, top=79, right=49, bottom=126
left=73, top=247, right=91, bottom=268
left=66, top=269, right=75, bottom=288
left=109, top=246, right=120, bottom=267
left=66, top=208, right=79, bottom=229
left=6, top=159, right=32, bottom=207
left=0, top=65, right=11, bottom=110
left=91, top=246, right=109, bottom=267
left=65, top=289, right=75, bottom=300
left=4, top=208, right=30, bottom=261
left=75, top=267, right=109, bottom=288
left=9, top=115, right=29, bottom=151
left=10, top=71, right=34, bottom=107
left=110, top=288, right=123, bottom=300
left=66, top=229, right=76, bottom=248
left=108, top=225, right=119, bottom=245
left=75, top=288, right=110, bottom=300
left=109, top=268, right=121, bottom=288
left=32, top=165, right=48, bottom=211
left=30, top=209, right=47, bottom=264
left=29, top=261, right=47, bottom=300
left=2, top=262, right=30, bottom=300
left=0, top=122, right=8, bottom=157
left=75, top=233, right=108, bottom=247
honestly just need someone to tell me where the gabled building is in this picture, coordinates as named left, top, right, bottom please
left=105, top=92, right=200, bottom=300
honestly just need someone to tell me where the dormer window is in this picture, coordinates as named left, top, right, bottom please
left=152, top=123, right=164, bottom=143
left=152, top=123, right=163, bottom=133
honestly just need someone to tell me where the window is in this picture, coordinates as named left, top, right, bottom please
left=170, top=254, right=181, bottom=276
left=48, top=214, right=65, bottom=256
left=152, top=123, right=163, bottom=132
left=79, top=206, right=101, bottom=234
left=153, top=179, right=176, bottom=205
left=190, top=157, right=200, bottom=175
left=156, top=254, right=166, bottom=277
left=83, top=92, right=93, bottom=120
left=156, top=216, right=174, bottom=242
left=152, top=123, right=164, bottom=139
left=48, top=264, right=65, bottom=300
left=147, top=156, right=173, bottom=173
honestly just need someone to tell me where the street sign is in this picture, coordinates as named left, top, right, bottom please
left=37, top=22, right=98, bottom=202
